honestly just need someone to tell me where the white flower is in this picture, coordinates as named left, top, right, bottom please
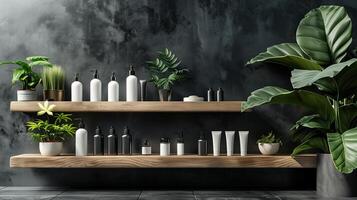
left=37, top=101, right=56, bottom=116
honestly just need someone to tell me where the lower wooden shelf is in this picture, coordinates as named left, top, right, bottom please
left=10, top=154, right=316, bottom=168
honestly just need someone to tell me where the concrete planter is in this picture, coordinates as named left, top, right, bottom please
left=17, top=90, right=37, bottom=101
left=39, top=142, right=63, bottom=156
left=258, top=143, right=280, bottom=155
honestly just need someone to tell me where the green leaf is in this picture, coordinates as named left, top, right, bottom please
left=339, top=104, right=357, bottom=133
left=292, top=136, right=329, bottom=156
left=242, top=86, right=334, bottom=121
left=29, top=60, right=52, bottom=67
left=291, top=114, right=331, bottom=130
left=327, top=127, right=357, bottom=173
left=296, top=5, right=352, bottom=65
left=26, top=56, right=49, bottom=62
left=247, top=43, right=322, bottom=70
left=12, top=68, right=26, bottom=84
left=290, top=58, right=357, bottom=98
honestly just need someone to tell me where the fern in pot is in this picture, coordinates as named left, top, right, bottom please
left=0, top=56, right=52, bottom=101
left=42, top=65, right=65, bottom=101
left=26, top=101, right=76, bottom=156
left=147, top=48, right=188, bottom=101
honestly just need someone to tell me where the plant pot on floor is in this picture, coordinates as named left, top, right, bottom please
left=258, top=143, right=280, bottom=155
left=17, top=90, right=37, bottom=101
left=39, top=142, right=63, bottom=156
left=158, top=89, right=172, bottom=101
left=43, top=90, right=64, bottom=101
left=317, top=154, right=357, bottom=197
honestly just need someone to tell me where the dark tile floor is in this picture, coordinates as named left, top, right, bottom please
left=0, top=187, right=355, bottom=200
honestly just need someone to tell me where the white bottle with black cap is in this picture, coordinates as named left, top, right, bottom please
left=160, top=137, right=170, bottom=156
left=126, top=65, right=138, bottom=102
left=71, top=73, right=83, bottom=102
left=90, top=69, right=102, bottom=102
left=75, top=119, right=87, bottom=156
left=108, top=72, right=119, bottom=102
left=177, top=131, right=184, bottom=156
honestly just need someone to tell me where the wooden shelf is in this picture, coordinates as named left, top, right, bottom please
left=10, top=154, right=316, bottom=168
left=10, top=101, right=243, bottom=112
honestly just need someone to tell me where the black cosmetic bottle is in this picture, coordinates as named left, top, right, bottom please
left=107, top=126, right=117, bottom=155
left=198, top=132, right=208, bottom=156
left=121, top=126, right=132, bottom=155
left=93, top=126, right=104, bottom=155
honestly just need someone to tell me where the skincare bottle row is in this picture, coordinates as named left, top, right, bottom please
left=71, top=66, right=140, bottom=102
left=211, top=130, right=249, bottom=156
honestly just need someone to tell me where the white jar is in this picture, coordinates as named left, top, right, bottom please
left=177, top=143, right=184, bottom=156
left=160, top=138, right=170, bottom=156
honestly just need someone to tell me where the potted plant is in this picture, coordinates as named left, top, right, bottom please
left=0, top=56, right=52, bottom=101
left=42, top=65, right=65, bottom=101
left=242, top=5, right=357, bottom=197
left=147, top=48, right=188, bottom=101
left=257, top=132, right=282, bottom=155
left=26, top=101, right=76, bottom=156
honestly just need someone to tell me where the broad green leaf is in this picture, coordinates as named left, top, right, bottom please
left=296, top=5, right=352, bottom=65
left=247, top=43, right=322, bottom=70
left=291, top=114, right=331, bottom=130
left=12, top=68, right=26, bottom=84
left=327, top=128, right=357, bottom=173
left=291, top=58, right=357, bottom=98
left=26, top=56, right=49, bottom=62
left=292, top=136, right=329, bottom=156
left=242, top=86, right=334, bottom=121
left=339, top=104, right=357, bottom=133
left=29, top=60, right=52, bottom=67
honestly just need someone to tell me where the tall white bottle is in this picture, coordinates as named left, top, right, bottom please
left=126, top=65, right=138, bottom=101
left=75, top=120, right=88, bottom=156
left=108, top=72, right=119, bottom=102
left=71, top=73, right=83, bottom=102
left=90, top=69, right=102, bottom=101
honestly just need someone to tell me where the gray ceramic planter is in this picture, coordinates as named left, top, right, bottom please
left=317, top=154, right=357, bottom=197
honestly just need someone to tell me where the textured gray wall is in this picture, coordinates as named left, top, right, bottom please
left=0, top=0, right=357, bottom=188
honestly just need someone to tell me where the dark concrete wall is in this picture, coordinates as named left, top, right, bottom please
left=0, top=0, right=356, bottom=189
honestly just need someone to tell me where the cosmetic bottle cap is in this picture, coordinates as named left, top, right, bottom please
left=123, top=126, right=130, bottom=135
left=143, top=139, right=150, bottom=147
left=93, top=69, right=99, bottom=79
left=78, top=119, right=85, bottom=128
left=109, top=126, right=115, bottom=135
left=208, top=88, right=212, bottom=91
left=177, top=131, right=184, bottom=143
left=218, top=87, right=222, bottom=91
left=129, top=65, right=135, bottom=75
left=111, top=72, right=116, bottom=81
left=74, top=73, right=79, bottom=81
left=160, top=137, right=170, bottom=143
left=95, top=126, right=101, bottom=135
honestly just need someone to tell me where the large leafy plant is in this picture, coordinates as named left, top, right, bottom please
left=0, top=56, right=52, bottom=90
left=243, top=5, right=357, bottom=173
left=147, top=48, right=188, bottom=90
left=26, top=101, right=76, bottom=142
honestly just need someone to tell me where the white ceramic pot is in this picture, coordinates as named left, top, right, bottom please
left=17, top=90, right=37, bottom=101
left=39, top=142, right=63, bottom=156
left=258, top=143, right=280, bottom=155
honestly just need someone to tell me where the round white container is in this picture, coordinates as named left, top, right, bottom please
left=258, top=143, right=280, bottom=155
left=39, top=142, right=63, bottom=156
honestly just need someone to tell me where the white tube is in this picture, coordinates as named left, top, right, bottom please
left=225, top=131, right=235, bottom=156
left=211, top=131, right=222, bottom=156
left=239, top=131, right=249, bottom=156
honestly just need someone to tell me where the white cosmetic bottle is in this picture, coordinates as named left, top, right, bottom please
left=225, top=131, right=235, bottom=156
left=90, top=69, right=102, bottom=102
left=75, top=120, right=88, bottom=156
left=176, top=132, right=184, bottom=156
left=71, top=73, right=83, bottom=102
left=211, top=131, right=222, bottom=156
left=126, top=65, right=138, bottom=102
left=108, top=72, right=119, bottom=102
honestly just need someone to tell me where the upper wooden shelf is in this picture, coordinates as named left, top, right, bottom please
left=10, top=154, right=316, bottom=168
left=10, top=101, right=244, bottom=112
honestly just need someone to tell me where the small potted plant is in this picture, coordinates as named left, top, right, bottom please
left=0, top=56, right=52, bottom=101
left=147, top=48, right=188, bottom=101
left=257, top=131, right=282, bottom=155
left=26, top=101, right=76, bottom=156
left=42, top=65, right=65, bottom=101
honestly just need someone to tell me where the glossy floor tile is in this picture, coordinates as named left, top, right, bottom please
left=0, top=187, right=356, bottom=200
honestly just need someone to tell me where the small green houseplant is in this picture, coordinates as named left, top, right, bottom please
left=42, top=65, right=65, bottom=101
left=26, top=101, right=76, bottom=156
left=257, top=132, right=282, bottom=155
left=0, top=56, right=52, bottom=101
left=147, top=48, right=188, bottom=101
left=243, top=5, right=357, bottom=197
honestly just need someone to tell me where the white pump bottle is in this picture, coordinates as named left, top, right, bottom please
left=71, top=73, right=83, bottom=102
left=126, top=65, right=138, bottom=101
left=90, top=69, right=102, bottom=101
left=75, top=120, right=88, bottom=156
left=108, top=72, right=119, bottom=102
